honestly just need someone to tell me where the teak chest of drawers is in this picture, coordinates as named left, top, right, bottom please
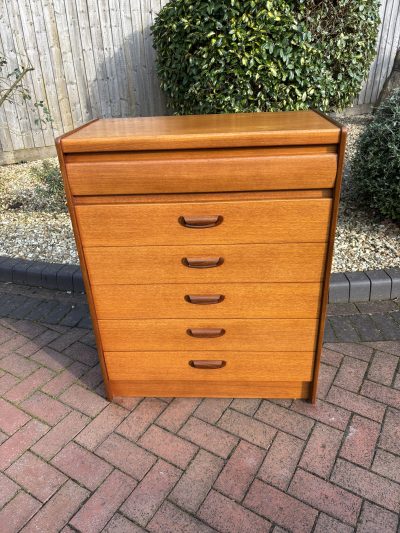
left=56, top=111, right=346, bottom=402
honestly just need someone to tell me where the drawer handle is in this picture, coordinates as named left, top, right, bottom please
left=187, top=327, right=225, bottom=338
left=189, top=360, right=226, bottom=369
left=179, top=215, right=223, bottom=228
left=185, top=294, right=225, bottom=305
left=182, top=257, right=224, bottom=268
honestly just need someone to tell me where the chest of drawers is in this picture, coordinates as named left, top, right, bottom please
left=56, top=111, right=346, bottom=402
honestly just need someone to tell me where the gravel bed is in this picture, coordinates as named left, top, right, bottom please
left=0, top=116, right=399, bottom=272
left=0, top=211, right=78, bottom=264
left=332, top=113, right=399, bottom=272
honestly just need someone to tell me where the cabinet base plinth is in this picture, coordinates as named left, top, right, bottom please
left=108, top=379, right=311, bottom=400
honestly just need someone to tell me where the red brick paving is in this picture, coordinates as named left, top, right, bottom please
left=0, top=420, right=48, bottom=470
left=331, top=458, right=400, bottom=513
left=372, top=449, right=400, bottom=483
left=21, top=480, right=89, bottom=533
left=361, top=379, right=400, bottom=409
left=244, top=479, right=317, bottom=532
left=178, top=417, right=236, bottom=459
left=333, top=355, right=368, bottom=392
left=4, top=368, right=54, bottom=403
left=120, top=460, right=181, bottom=526
left=0, top=471, right=18, bottom=508
left=0, top=317, right=399, bottom=532
left=117, top=398, right=166, bottom=441
left=258, top=431, right=303, bottom=490
left=288, top=469, right=362, bottom=525
left=194, top=397, right=232, bottom=423
left=327, top=385, right=386, bottom=422
left=19, top=391, right=70, bottom=426
left=368, top=350, right=399, bottom=385
left=157, top=397, right=201, bottom=432
left=170, top=449, right=224, bottom=511
left=147, top=501, right=212, bottom=533
left=70, top=470, right=136, bottom=533
left=315, top=362, right=337, bottom=399
left=199, top=489, right=271, bottom=533
left=31, top=410, right=89, bottom=460
left=75, top=403, right=128, bottom=450
left=314, top=513, right=353, bottom=533
left=339, top=414, right=381, bottom=468
left=6, top=451, right=67, bottom=503
left=51, top=442, right=113, bottom=491
left=357, top=501, right=399, bottom=533
left=0, top=399, right=30, bottom=435
left=255, top=400, right=314, bottom=439
left=214, top=440, right=264, bottom=501
left=218, top=407, right=276, bottom=448
left=299, top=422, right=342, bottom=478
left=95, top=433, right=156, bottom=480
left=0, top=491, right=41, bottom=532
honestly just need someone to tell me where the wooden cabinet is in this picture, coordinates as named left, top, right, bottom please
left=56, top=110, right=346, bottom=402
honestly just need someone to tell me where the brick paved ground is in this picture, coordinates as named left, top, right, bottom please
left=0, top=283, right=400, bottom=532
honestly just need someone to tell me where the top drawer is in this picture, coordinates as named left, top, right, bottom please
left=65, top=146, right=338, bottom=196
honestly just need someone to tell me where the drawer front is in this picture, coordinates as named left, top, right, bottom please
left=104, top=351, right=315, bottom=382
left=66, top=150, right=337, bottom=195
left=76, top=198, right=332, bottom=247
left=84, top=243, right=327, bottom=285
left=92, top=283, right=322, bottom=319
left=98, top=319, right=318, bottom=351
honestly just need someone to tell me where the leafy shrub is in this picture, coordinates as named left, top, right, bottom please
left=351, top=89, right=400, bottom=221
left=152, top=0, right=380, bottom=114
left=30, top=159, right=66, bottom=212
left=0, top=158, right=65, bottom=212
left=30, top=160, right=63, bottom=197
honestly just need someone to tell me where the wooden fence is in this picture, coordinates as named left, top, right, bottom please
left=356, top=0, right=400, bottom=110
left=0, top=0, right=399, bottom=164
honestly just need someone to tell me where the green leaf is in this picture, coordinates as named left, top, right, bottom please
left=151, top=0, right=381, bottom=114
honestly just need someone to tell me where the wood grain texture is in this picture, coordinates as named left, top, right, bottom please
left=91, top=283, right=322, bottom=319
left=310, top=115, right=348, bottom=404
left=76, top=198, right=332, bottom=246
left=84, top=243, right=327, bottom=285
left=55, top=122, right=113, bottom=400
left=66, top=144, right=337, bottom=163
left=61, top=111, right=340, bottom=152
left=98, top=318, right=319, bottom=352
left=74, top=189, right=333, bottom=205
left=109, top=379, right=311, bottom=398
left=104, top=351, right=315, bottom=382
left=57, top=110, right=345, bottom=401
left=66, top=151, right=337, bottom=195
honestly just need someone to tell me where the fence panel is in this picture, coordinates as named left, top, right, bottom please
left=0, top=0, right=399, bottom=163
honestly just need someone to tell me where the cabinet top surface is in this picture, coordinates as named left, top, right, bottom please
left=60, top=111, right=341, bottom=153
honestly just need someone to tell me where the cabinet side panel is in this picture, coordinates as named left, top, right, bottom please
left=55, top=136, right=113, bottom=400
left=311, top=127, right=347, bottom=403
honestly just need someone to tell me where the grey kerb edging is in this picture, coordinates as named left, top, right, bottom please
left=0, top=255, right=399, bottom=303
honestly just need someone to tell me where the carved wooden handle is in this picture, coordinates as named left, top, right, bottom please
left=182, top=257, right=224, bottom=268
left=186, top=328, right=225, bottom=338
left=189, top=360, right=226, bottom=369
left=179, top=215, right=223, bottom=228
left=184, top=294, right=225, bottom=305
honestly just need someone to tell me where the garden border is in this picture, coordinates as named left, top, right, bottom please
left=0, top=255, right=398, bottom=304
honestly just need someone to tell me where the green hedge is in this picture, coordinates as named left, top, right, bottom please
left=152, top=0, right=380, bottom=114
left=351, top=90, right=400, bottom=221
